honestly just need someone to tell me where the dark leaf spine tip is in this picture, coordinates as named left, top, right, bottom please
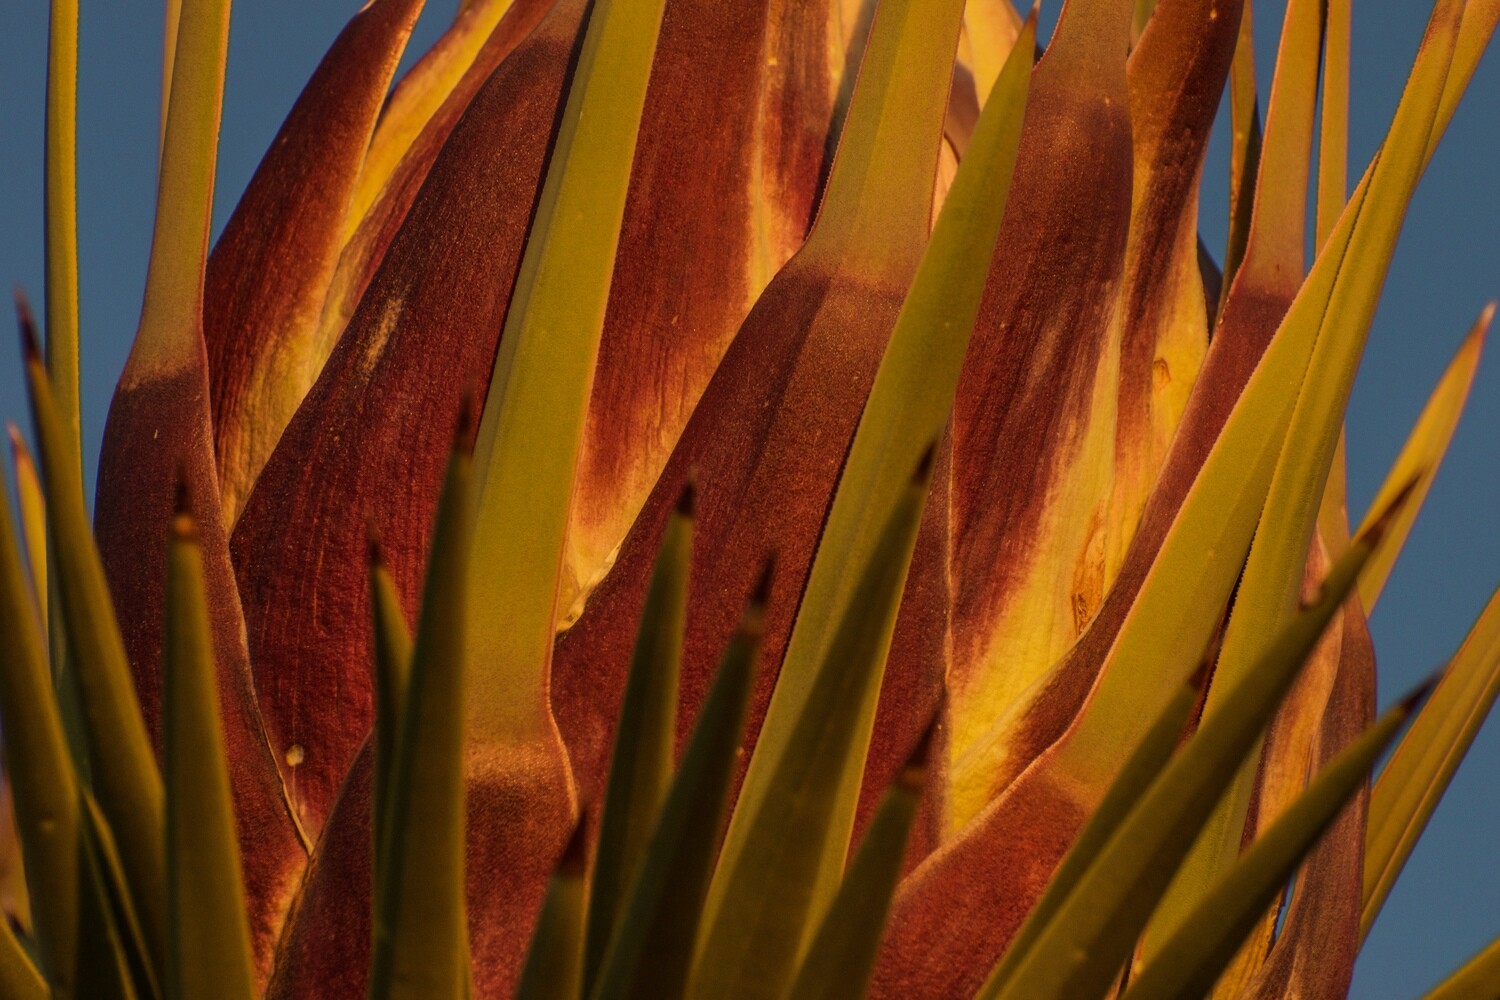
left=559, top=813, right=590, bottom=877
left=1397, top=668, right=1443, bottom=716
left=453, top=391, right=479, bottom=455
left=1367, top=474, right=1424, bottom=544
left=14, top=290, right=40, bottom=363
left=5, top=422, right=24, bottom=453
left=751, top=555, right=777, bottom=608
left=913, top=442, right=938, bottom=484
left=171, top=473, right=199, bottom=541
left=1187, top=658, right=1213, bottom=692
left=366, top=519, right=388, bottom=569
left=901, top=712, right=941, bottom=789
left=674, top=475, right=696, bottom=518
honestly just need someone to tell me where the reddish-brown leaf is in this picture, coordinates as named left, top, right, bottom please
left=205, top=0, right=426, bottom=527
left=229, top=0, right=586, bottom=842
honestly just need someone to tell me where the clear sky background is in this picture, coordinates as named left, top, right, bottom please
left=0, top=2, right=1496, bottom=997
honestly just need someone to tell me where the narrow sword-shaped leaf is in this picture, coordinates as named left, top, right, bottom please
left=515, top=824, right=588, bottom=1000
left=0, top=918, right=43, bottom=1000
left=369, top=431, right=474, bottom=1000
left=785, top=729, right=930, bottom=1000
left=229, top=0, right=584, bottom=840
left=343, top=0, right=517, bottom=243
left=1316, top=0, right=1351, bottom=250
left=712, top=3, right=1033, bottom=942
left=92, top=0, right=309, bottom=967
left=79, top=791, right=159, bottom=999
left=1220, top=0, right=1260, bottom=297
left=584, top=485, right=693, bottom=992
left=1423, top=932, right=1500, bottom=1000
left=1363, top=584, right=1500, bottom=940
left=369, top=541, right=412, bottom=904
left=1354, top=304, right=1491, bottom=613
left=0, top=461, right=83, bottom=993
left=18, top=303, right=167, bottom=975
left=45, top=0, right=80, bottom=481
left=1158, top=0, right=1465, bottom=932
left=588, top=574, right=768, bottom=1000
left=692, top=453, right=933, bottom=1000
left=989, top=527, right=1382, bottom=1000
left=552, top=0, right=960, bottom=881
left=979, top=663, right=1210, bottom=999
left=204, top=0, right=426, bottom=526
left=6, top=425, right=46, bottom=624
left=164, top=499, right=256, bottom=1000
left=1122, top=681, right=1427, bottom=1000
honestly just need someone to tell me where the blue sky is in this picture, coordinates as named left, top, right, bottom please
left=1, top=2, right=1497, bottom=996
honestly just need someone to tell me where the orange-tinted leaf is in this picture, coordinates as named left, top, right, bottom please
left=205, top=0, right=426, bottom=526
left=562, top=0, right=838, bottom=629
left=344, top=0, right=519, bottom=244
left=313, top=0, right=555, bottom=356
left=551, top=0, right=959, bottom=830
left=938, top=0, right=1237, bottom=834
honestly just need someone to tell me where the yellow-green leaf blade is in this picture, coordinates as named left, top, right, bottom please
left=785, top=736, right=927, bottom=1000
left=1424, top=932, right=1500, bottom=1000
left=164, top=504, right=256, bottom=1000
left=732, top=7, right=1033, bottom=929
left=1150, top=0, right=1468, bottom=940
left=18, top=302, right=167, bottom=973
left=0, top=458, right=82, bottom=992
left=584, top=487, right=693, bottom=993
left=993, top=530, right=1378, bottom=1000
left=1122, top=684, right=1424, bottom=1000
left=589, top=576, right=768, bottom=1000
left=1355, top=304, right=1491, bottom=613
left=45, top=0, right=81, bottom=481
left=467, top=0, right=669, bottom=743
left=1362, top=585, right=1500, bottom=940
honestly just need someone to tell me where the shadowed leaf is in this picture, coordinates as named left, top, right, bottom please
left=515, top=823, right=588, bottom=1000
left=164, top=500, right=257, bottom=1000
left=1121, top=680, right=1425, bottom=1000
left=20, top=301, right=168, bottom=976
left=584, top=485, right=693, bottom=992
left=369, top=433, right=474, bottom=1000
left=785, top=729, right=930, bottom=1000
left=692, top=453, right=933, bottom=999
left=0, top=456, right=83, bottom=993
left=588, top=574, right=768, bottom=1000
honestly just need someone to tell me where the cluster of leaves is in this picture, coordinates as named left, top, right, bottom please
left=2, top=0, right=1500, bottom=998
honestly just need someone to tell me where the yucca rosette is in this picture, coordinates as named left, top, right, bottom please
left=3, top=0, right=1499, bottom=998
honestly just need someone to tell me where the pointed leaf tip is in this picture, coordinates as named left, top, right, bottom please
left=13, top=292, right=39, bottom=364
left=454, top=392, right=478, bottom=455
left=559, top=815, right=589, bottom=877
left=674, top=477, right=696, bottom=519
left=751, top=557, right=777, bottom=610
left=913, top=442, right=937, bottom=483
left=366, top=522, right=389, bottom=570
